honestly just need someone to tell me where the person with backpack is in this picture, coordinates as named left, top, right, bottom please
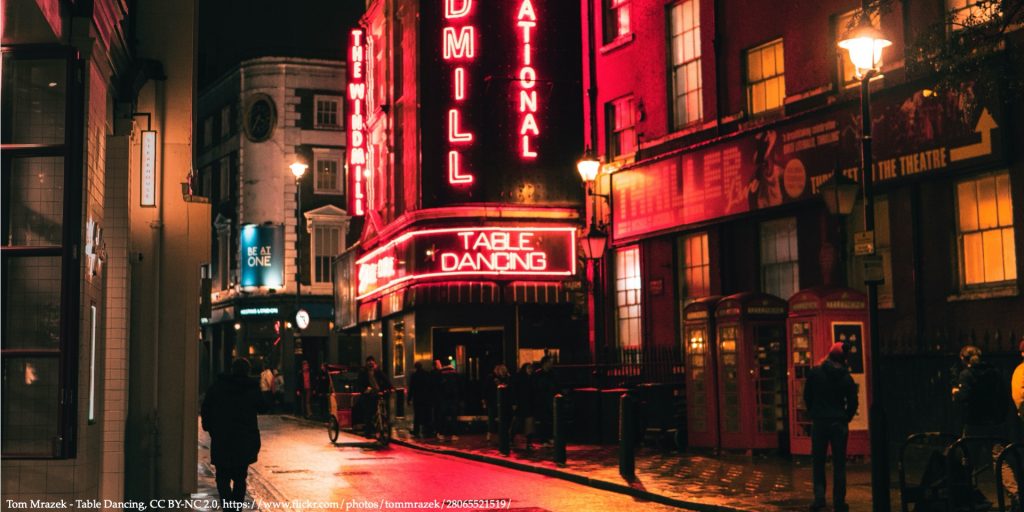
left=804, top=342, right=859, bottom=512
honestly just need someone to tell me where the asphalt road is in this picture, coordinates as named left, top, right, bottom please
left=214, top=415, right=682, bottom=512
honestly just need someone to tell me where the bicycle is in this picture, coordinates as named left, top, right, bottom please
left=373, top=391, right=391, bottom=447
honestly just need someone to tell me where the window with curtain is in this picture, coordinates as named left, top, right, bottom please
left=678, top=232, right=710, bottom=307
left=957, top=171, right=1016, bottom=287
left=746, top=39, right=785, bottom=115
left=615, top=246, right=642, bottom=350
left=313, top=225, right=342, bottom=284
left=606, top=96, right=636, bottom=158
left=760, top=217, right=799, bottom=299
left=670, top=0, right=703, bottom=128
left=604, top=0, right=631, bottom=43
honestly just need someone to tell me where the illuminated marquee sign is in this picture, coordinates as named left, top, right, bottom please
left=443, top=0, right=478, bottom=185
left=515, top=0, right=539, bottom=159
left=347, top=29, right=367, bottom=216
left=141, top=130, right=157, bottom=207
left=356, top=227, right=575, bottom=299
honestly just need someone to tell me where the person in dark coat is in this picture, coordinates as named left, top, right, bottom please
left=483, top=364, right=510, bottom=441
left=509, top=362, right=535, bottom=447
left=356, top=356, right=392, bottom=437
left=530, top=356, right=557, bottom=446
left=435, top=363, right=460, bottom=441
left=804, top=343, right=858, bottom=512
left=407, top=362, right=432, bottom=438
left=953, top=345, right=1010, bottom=436
left=201, top=358, right=262, bottom=512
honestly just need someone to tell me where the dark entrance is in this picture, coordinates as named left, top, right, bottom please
left=432, top=327, right=504, bottom=416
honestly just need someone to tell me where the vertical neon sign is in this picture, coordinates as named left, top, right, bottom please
left=443, top=0, right=476, bottom=184
left=348, top=29, right=367, bottom=216
left=516, top=0, right=539, bottom=159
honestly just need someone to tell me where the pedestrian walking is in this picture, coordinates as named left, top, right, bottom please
left=259, top=364, right=274, bottom=412
left=435, top=363, right=460, bottom=441
left=429, top=360, right=444, bottom=438
left=408, top=362, right=432, bottom=438
left=803, top=343, right=858, bottom=512
left=272, top=368, right=284, bottom=412
left=315, top=363, right=330, bottom=420
left=530, top=356, right=556, bottom=447
left=301, top=360, right=313, bottom=418
left=509, top=362, right=535, bottom=448
left=200, top=358, right=262, bottom=512
left=483, top=364, right=510, bottom=441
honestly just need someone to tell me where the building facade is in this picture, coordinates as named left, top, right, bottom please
left=2, top=0, right=207, bottom=504
left=582, top=0, right=1023, bottom=446
left=196, top=57, right=354, bottom=409
left=340, top=0, right=586, bottom=407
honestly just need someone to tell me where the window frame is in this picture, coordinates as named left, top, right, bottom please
left=313, top=94, right=343, bottom=130
left=605, top=95, right=636, bottom=160
left=311, top=223, right=343, bottom=285
left=0, top=46, right=84, bottom=459
left=955, top=171, right=1017, bottom=289
left=745, top=39, right=786, bottom=117
left=603, top=0, right=632, bottom=44
left=759, top=217, right=799, bottom=300
left=313, top=149, right=345, bottom=196
left=668, top=0, right=703, bottom=130
left=678, top=231, right=710, bottom=307
left=614, top=245, right=643, bottom=350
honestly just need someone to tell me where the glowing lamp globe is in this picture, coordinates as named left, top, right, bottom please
left=577, top=155, right=601, bottom=184
left=579, top=225, right=608, bottom=260
left=838, top=20, right=891, bottom=78
left=290, top=161, right=308, bottom=179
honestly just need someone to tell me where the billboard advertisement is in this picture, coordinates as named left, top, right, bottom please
left=240, top=224, right=285, bottom=288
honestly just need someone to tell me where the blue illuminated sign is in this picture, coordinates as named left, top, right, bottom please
left=240, top=224, right=285, bottom=288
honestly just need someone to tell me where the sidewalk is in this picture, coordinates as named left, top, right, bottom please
left=388, top=421, right=887, bottom=512
left=195, top=425, right=293, bottom=512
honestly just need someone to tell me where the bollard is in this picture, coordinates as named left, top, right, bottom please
left=497, top=384, right=510, bottom=456
left=553, top=393, right=566, bottom=464
left=619, top=393, right=635, bottom=479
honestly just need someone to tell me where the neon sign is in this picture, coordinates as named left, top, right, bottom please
left=356, top=227, right=576, bottom=299
left=516, top=0, right=539, bottom=159
left=347, top=29, right=367, bottom=216
left=443, top=0, right=477, bottom=184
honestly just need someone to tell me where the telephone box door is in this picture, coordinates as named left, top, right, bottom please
left=683, top=297, right=721, bottom=449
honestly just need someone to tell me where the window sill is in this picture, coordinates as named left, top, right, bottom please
left=312, top=126, right=344, bottom=131
left=313, top=190, right=344, bottom=196
left=946, top=284, right=1019, bottom=302
left=600, top=34, right=635, bottom=55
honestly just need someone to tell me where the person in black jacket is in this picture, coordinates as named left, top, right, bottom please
left=530, top=356, right=557, bottom=447
left=201, top=358, right=262, bottom=512
left=953, top=345, right=1009, bottom=436
left=509, top=363, right=534, bottom=447
left=804, top=343, right=859, bottom=512
left=356, top=356, right=392, bottom=437
left=407, top=362, right=432, bottom=438
left=483, top=364, right=510, bottom=441
left=435, top=364, right=460, bottom=441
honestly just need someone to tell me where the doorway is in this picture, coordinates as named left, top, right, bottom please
left=432, top=327, right=504, bottom=415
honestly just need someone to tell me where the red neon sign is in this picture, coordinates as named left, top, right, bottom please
left=347, top=29, right=367, bottom=216
left=516, top=0, right=539, bottom=159
left=356, top=227, right=576, bottom=299
left=443, top=0, right=477, bottom=185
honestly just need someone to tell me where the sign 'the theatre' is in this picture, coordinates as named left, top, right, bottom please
left=356, top=227, right=576, bottom=299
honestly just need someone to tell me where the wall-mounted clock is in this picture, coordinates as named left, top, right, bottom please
left=244, top=93, right=276, bottom=142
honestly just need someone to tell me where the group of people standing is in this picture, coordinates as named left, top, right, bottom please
left=407, top=360, right=462, bottom=441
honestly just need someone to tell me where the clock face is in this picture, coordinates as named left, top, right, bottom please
left=295, top=309, right=310, bottom=330
left=244, top=94, right=276, bottom=142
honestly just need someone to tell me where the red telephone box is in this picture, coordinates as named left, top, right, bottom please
left=787, top=287, right=870, bottom=456
left=714, top=292, right=788, bottom=452
left=682, top=296, right=722, bottom=450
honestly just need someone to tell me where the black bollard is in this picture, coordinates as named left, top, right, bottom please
left=553, top=393, right=566, bottom=464
left=619, top=393, right=635, bottom=479
left=497, top=384, right=510, bottom=455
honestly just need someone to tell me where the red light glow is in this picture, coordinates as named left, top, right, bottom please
left=347, top=29, right=367, bottom=216
left=516, top=0, right=539, bottom=159
left=442, top=0, right=478, bottom=185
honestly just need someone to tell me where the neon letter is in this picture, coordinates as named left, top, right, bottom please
left=443, top=27, right=475, bottom=59
left=454, top=67, right=466, bottom=100
left=519, top=67, right=536, bottom=88
left=519, top=90, right=536, bottom=113
left=448, top=151, right=473, bottom=184
left=517, top=0, right=537, bottom=21
left=445, top=0, right=472, bottom=19
left=448, top=109, right=473, bottom=142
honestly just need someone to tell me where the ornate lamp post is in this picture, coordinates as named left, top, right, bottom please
left=290, top=159, right=308, bottom=308
left=577, top=152, right=608, bottom=361
left=838, top=11, right=892, bottom=511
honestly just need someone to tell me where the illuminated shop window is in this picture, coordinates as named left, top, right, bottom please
left=314, top=95, right=342, bottom=129
left=606, top=96, right=636, bottom=159
left=760, top=217, right=799, bottom=300
left=847, top=197, right=894, bottom=308
left=313, top=225, right=342, bottom=284
left=957, top=171, right=1017, bottom=287
left=670, top=0, right=703, bottom=128
left=678, top=232, right=710, bottom=307
left=604, top=0, right=631, bottom=44
left=313, top=150, right=344, bottom=195
left=746, top=39, right=785, bottom=116
left=836, top=9, right=882, bottom=86
left=615, top=246, right=643, bottom=350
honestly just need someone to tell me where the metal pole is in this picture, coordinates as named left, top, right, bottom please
left=553, top=394, right=566, bottom=464
left=619, top=393, right=635, bottom=479
left=498, top=384, right=510, bottom=456
left=862, top=72, right=890, bottom=512
left=296, top=176, right=302, bottom=308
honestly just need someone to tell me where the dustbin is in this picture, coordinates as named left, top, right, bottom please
left=570, top=387, right=600, bottom=444
left=601, top=388, right=629, bottom=444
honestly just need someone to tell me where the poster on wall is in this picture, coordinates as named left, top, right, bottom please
left=239, top=224, right=285, bottom=289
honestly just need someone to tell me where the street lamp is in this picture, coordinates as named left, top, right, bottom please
left=577, top=151, right=609, bottom=361
left=290, top=158, right=308, bottom=303
left=839, top=12, right=891, bottom=512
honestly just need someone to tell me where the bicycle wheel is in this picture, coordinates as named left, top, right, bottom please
left=327, top=416, right=340, bottom=443
left=375, top=403, right=391, bottom=447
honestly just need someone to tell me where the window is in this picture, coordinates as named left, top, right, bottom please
left=219, top=157, right=231, bottom=202
left=604, top=0, right=631, bottom=43
left=678, top=232, right=710, bottom=306
left=746, top=39, right=785, bottom=115
left=669, top=0, right=703, bottom=128
left=313, top=225, right=342, bottom=284
left=203, top=116, right=214, bottom=148
left=957, top=172, right=1016, bottom=287
left=313, top=150, right=344, bottom=195
left=947, top=0, right=996, bottom=29
left=220, top=104, right=231, bottom=139
left=606, top=96, right=636, bottom=159
left=615, top=246, right=642, bottom=349
left=314, top=95, right=342, bottom=129
left=1, top=51, right=81, bottom=458
left=847, top=197, right=894, bottom=308
left=836, top=9, right=882, bottom=85
left=760, top=217, right=799, bottom=299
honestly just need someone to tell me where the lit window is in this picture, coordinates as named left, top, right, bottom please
left=679, top=232, right=710, bottom=306
left=314, top=95, right=342, bottom=129
left=957, top=171, right=1016, bottom=287
left=760, top=217, right=799, bottom=299
left=670, top=0, right=703, bottom=128
left=847, top=197, right=894, bottom=308
left=746, top=39, right=785, bottom=115
left=615, top=246, right=642, bottom=350
left=836, top=9, right=882, bottom=85
left=313, top=225, right=342, bottom=284
left=606, top=96, right=636, bottom=159
left=313, top=150, right=344, bottom=195
left=947, top=0, right=996, bottom=29
left=604, top=0, right=631, bottom=44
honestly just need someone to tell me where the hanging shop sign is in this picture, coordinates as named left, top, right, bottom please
left=347, top=28, right=367, bottom=216
left=141, top=130, right=157, bottom=207
left=239, top=224, right=285, bottom=288
left=356, top=226, right=576, bottom=299
left=611, top=83, right=1004, bottom=241
left=420, top=0, right=583, bottom=206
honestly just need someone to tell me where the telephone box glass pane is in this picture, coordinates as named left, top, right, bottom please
left=754, top=325, right=785, bottom=433
left=791, top=321, right=813, bottom=437
left=719, top=325, right=740, bottom=433
left=686, top=327, right=707, bottom=430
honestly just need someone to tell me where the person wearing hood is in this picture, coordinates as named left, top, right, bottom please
left=804, top=343, right=858, bottom=512
left=201, top=358, right=262, bottom=512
